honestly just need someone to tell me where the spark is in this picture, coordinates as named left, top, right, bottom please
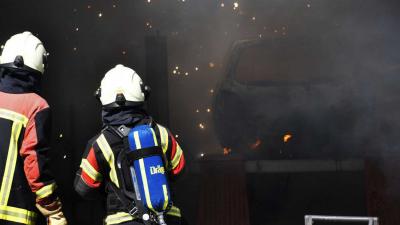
left=73, top=47, right=77, bottom=51
left=113, top=5, right=117, bottom=8
left=98, top=12, right=103, bottom=18
left=259, top=34, right=262, bottom=38
left=200, top=153, right=205, bottom=157
left=199, top=123, right=205, bottom=129
left=307, top=3, right=311, bottom=8
left=233, top=2, right=239, bottom=10
left=0, top=45, right=4, bottom=50
left=210, top=89, right=214, bottom=93
left=122, top=51, right=127, bottom=55
left=220, top=2, right=225, bottom=7
left=75, top=27, right=79, bottom=31
left=252, top=16, right=256, bottom=21
left=196, top=109, right=200, bottom=113
left=63, top=155, right=67, bottom=159
left=173, top=70, right=177, bottom=74
left=175, top=66, right=179, bottom=70
left=206, top=108, right=211, bottom=113
left=250, top=138, right=262, bottom=150
left=209, top=62, right=215, bottom=68
left=175, top=134, right=179, bottom=138
left=195, top=67, right=199, bottom=71
left=59, top=134, right=63, bottom=138
left=147, top=0, right=151, bottom=3
left=185, top=72, right=189, bottom=76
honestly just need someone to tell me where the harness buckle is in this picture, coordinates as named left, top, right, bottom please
left=128, top=206, right=139, bottom=216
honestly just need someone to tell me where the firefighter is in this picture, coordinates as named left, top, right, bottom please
left=0, top=32, right=67, bottom=224
left=74, top=64, right=185, bottom=225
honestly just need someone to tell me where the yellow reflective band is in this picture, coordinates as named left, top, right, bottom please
left=0, top=122, right=23, bottom=205
left=156, top=125, right=170, bottom=169
left=35, top=183, right=57, bottom=200
left=0, top=109, right=28, bottom=127
left=167, top=206, right=181, bottom=217
left=157, top=125, right=169, bottom=154
left=133, top=131, right=141, bottom=149
left=150, top=128, right=158, bottom=146
left=162, top=185, right=169, bottom=211
left=80, top=159, right=103, bottom=182
left=133, top=131, right=156, bottom=213
left=139, top=158, right=156, bottom=213
left=96, top=134, right=119, bottom=188
left=105, top=212, right=135, bottom=225
left=171, top=145, right=183, bottom=170
left=0, top=205, right=37, bottom=224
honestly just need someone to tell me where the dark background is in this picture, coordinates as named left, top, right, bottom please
left=1, top=0, right=400, bottom=224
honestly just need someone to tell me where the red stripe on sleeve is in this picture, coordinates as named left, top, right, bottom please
left=81, top=148, right=101, bottom=188
left=170, top=134, right=177, bottom=160
left=172, top=154, right=185, bottom=175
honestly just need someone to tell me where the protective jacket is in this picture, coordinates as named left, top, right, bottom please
left=0, top=69, right=59, bottom=225
left=74, top=110, right=185, bottom=225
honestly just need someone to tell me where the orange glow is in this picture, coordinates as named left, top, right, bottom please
left=223, top=147, right=232, bottom=155
left=250, top=138, right=261, bottom=150
left=283, top=134, right=292, bottom=143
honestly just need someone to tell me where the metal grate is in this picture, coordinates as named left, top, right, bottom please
left=305, top=215, right=379, bottom=225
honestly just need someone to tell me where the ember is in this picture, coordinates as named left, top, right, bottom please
left=283, top=134, right=292, bottom=143
left=250, top=138, right=261, bottom=150
left=223, top=147, right=232, bottom=155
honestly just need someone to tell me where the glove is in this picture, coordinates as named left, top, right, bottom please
left=46, top=211, right=67, bottom=225
left=36, top=197, right=68, bottom=225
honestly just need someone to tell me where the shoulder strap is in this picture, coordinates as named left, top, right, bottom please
left=104, top=125, right=155, bottom=225
left=108, top=181, right=139, bottom=216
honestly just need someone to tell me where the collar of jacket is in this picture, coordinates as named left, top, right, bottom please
left=102, top=106, right=150, bottom=127
left=0, top=67, right=42, bottom=94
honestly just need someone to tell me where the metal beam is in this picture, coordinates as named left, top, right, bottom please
left=305, top=215, right=379, bottom=225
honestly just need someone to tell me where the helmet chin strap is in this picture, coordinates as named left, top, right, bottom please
left=0, top=55, right=42, bottom=77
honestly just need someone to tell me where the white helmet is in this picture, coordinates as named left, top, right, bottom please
left=96, top=64, right=151, bottom=108
left=0, top=31, right=48, bottom=74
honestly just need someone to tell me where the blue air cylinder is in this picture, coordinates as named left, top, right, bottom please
left=127, top=125, right=171, bottom=215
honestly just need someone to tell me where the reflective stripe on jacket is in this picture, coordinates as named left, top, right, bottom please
left=0, top=91, right=57, bottom=225
left=74, top=122, right=185, bottom=225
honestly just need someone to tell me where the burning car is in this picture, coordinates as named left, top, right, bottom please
left=213, top=37, right=371, bottom=159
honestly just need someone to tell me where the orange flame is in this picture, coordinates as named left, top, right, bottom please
left=283, top=134, right=292, bottom=143
left=223, top=147, right=232, bottom=155
left=250, top=138, right=262, bottom=150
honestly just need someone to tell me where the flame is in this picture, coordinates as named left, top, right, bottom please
left=223, top=147, right=232, bottom=155
left=283, top=134, right=292, bottom=143
left=250, top=138, right=261, bottom=150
